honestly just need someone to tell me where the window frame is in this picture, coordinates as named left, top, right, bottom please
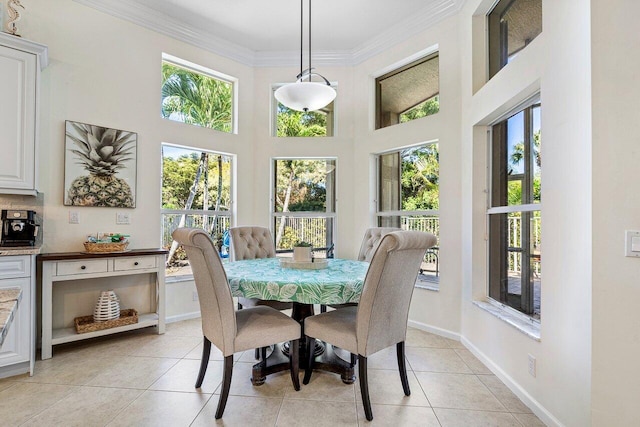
left=487, top=101, right=541, bottom=321
left=161, top=143, right=235, bottom=279
left=375, top=142, right=440, bottom=286
left=161, top=53, right=238, bottom=134
left=271, top=157, right=337, bottom=256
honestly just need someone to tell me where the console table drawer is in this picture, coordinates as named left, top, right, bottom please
left=56, top=260, right=108, bottom=276
left=114, top=257, right=156, bottom=271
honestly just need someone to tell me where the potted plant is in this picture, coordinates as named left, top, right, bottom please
left=293, top=240, right=313, bottom=262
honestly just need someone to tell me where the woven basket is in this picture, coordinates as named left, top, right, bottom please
left=83, top=241, right=129, bottom=253
left=74, top=309, right=138, bottom=334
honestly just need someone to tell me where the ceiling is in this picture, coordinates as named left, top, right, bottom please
left=74, top=0, right=465, bottom=66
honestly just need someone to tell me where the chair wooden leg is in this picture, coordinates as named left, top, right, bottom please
left=396, top=341, right=411, bottom=396
left=195, top=336, right=211, bottom=388
left=215, top=355, right=234, bottom=419
left=289, top=339, right=300, bottom=391
left=320, top=304, right=327, bottom=313
left=358, top=355, right=373, bottom=421
left=303, top=336, right=315, bottom=384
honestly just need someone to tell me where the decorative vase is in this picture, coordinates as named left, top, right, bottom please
left=93, top=290, right=120, bottom=322
left=293, top=246, right=312, bottom=262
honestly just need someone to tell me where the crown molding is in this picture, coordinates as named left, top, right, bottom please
left=74, top=0, right=465, bottom=68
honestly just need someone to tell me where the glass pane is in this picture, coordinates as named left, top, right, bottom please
left=401, top=144, right=439, bottom=210
left=273, top=216, right=334, bottom=258
left=379, top=153, right=400, bottom=212
left=163, top=213, right=231, bottom=277
left=488, top=211, right=541, bottom=319
left=501, top=0, right=542, bottom=63
left=161, top=61, right=233, bottom=133
left=532, top=105, right=541, bottom=203
left=276, top=102, right=333, bottom=137
left=162, top=146, right=232, bottom=211
left=274, top=159, right=336, bottom=213
left=400, top=96, right=440, bottom=123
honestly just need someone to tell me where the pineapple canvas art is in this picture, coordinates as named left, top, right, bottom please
left=64, top=121, right=137, bottom=207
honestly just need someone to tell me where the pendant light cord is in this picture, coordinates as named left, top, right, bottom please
left=308, top=0, right=312, bottom=82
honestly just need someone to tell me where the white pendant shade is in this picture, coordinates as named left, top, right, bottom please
left=275, top=81, right=336, bottom=112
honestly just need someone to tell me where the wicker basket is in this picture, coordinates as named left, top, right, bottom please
left=83, top=241, right=129, bottom=253
left=74, top=309, right=138, bottom=334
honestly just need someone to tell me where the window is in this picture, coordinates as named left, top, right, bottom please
left=377, top=144, right=440, bottom=285
left=272, top=159, right=336, bottom=257
left=488, top=0, right=542, bottom=78
left=273, top=88, right=335, bottom=137
left=161, top=54, right=235, bottom=133
left=488, top=103, right=541, bottom=319
left=375, top=53, right=439, bottom=130
left=162, top=144, right=233, bottom=278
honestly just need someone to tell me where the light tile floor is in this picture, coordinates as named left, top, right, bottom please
left=0, top=319, right=546, bottom=426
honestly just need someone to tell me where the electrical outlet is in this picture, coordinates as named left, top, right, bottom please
left=192, top=291, right=199, bottom=301
left=69, top=211, right=79, bottom=224
left=116, top=212, right=131, bottom=225
left=528, top=354, right=536, bottom=377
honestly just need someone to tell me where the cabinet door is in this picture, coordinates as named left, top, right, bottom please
left=0, top=277, right=30, bottom=366
left=0, top=45, right=36, bottom=194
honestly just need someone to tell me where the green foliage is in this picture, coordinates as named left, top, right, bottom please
left=274, top=160, right=330, bottom=212
left=162, top=153, right=231, bottom=210
left=294, top=240, right=312, bottom=247
left=276, top=104, right=327, bottom=137
left=161, top=62, right=233, bottom=133
left=401, top=145, right=439, bottom=210
left=400, top=96, right=440, bottom=123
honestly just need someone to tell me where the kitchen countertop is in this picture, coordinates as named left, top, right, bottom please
left=0, top=287, right=22, bottom=347
left=0, top=246, right=41, bottom=256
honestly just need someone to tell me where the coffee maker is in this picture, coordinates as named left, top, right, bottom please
left=1, top=210, right=39, bottom=247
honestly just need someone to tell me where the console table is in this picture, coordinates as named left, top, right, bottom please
left=38, top=249, right=167, bottom=359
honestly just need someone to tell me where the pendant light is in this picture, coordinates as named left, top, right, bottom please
left=274, top=0, right=336, bottom=112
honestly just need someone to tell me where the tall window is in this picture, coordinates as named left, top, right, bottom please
left=488, top=103, right=541, bottom=319
left=488, top=0, right=542, bottom=78
left=377, top=144, right=440, bottom=285
left=273, top=88, right=335, bottom=137
left=161, top=54, right=235, bottom=133
left=375, top=53, right=439, bottom=130
left=273, top=159, right=336, bottom=256
left=162, top=144, right=233, bottom=278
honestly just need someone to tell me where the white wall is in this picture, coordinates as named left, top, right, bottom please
left=590, top=1, right=640, bottom=425
left=460, top=0, right=593, bottom=426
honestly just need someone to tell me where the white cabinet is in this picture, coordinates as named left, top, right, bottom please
left=0, top=33, right=47, bottom=195
left=39, top=249, right=167, bottom=360
left=0, top=255, right=35, bottom=378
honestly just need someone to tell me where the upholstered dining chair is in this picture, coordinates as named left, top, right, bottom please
left=303, top=230, right=437, bottom=421
left=320, top=226, right=401, bottom=313
left=172, top=228, right=301, bottom=419
left=229, top=226, right=294, bottom=359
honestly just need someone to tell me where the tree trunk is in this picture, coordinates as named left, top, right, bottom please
left=275, top=168, right=295, bottom=247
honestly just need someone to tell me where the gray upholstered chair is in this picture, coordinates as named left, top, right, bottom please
left=229, top=226, right=293, bottom=312
left=303, top=230, right=437, bottom=421
left=321, top=226, right=401, bottom=313
left=172, top=228, right=301, bottom=419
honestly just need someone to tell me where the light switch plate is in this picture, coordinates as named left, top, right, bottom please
left=625, top=230, right=640, bottom=257
left=116, top=212, right=131, bottom=225
left=69, top=211, right=79, bottom=224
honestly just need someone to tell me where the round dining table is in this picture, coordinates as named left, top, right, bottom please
left=224, top=257, right=369, bottom=385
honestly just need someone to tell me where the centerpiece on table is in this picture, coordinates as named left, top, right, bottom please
left=293, top=240, right=313, bottom=262
left=83, top=233, right=130, bottom=253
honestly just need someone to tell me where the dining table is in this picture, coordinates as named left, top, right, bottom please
left=224, top=257, right=369, bottom=385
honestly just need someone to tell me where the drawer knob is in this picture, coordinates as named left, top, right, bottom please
left=134, top=262, right=139, bottom=266
left=80, top=265, right=86, bottom=270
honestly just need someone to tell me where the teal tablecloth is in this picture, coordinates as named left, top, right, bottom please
left=224, top=258, right=369, bottom=305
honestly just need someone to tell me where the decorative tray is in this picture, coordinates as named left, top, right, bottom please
left=279, top=258, right=329, bottom=270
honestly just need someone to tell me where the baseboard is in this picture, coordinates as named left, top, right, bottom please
left=0, top=361, right=29, bottom=380
left=407, top=319, right=461, bottom=341
left=165, top=311, right=201, bottom=324
left=461, top=336, right=564, bottom=427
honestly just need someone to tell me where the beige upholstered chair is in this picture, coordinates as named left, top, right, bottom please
left=303, top=230, right=437, bottom=421
left=321, top=227, right=401, bottom=313
left=172, top=228, right=301, bottom=419
left=229, top=226, right=293, bottom=312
